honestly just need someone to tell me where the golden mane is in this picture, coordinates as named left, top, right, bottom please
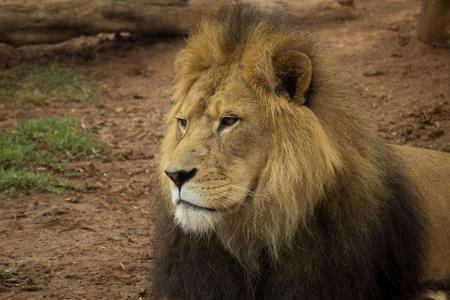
left=165, top=4, right=389, bottom=266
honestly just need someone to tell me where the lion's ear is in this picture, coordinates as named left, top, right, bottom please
left=273, top=51, right=312, bottom=105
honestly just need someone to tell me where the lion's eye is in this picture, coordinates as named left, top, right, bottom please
left=218, top=116, right=239, bottom=133
left=220, top=117, right=238, bottom=127
left=178, top=118, right=187, bottom=129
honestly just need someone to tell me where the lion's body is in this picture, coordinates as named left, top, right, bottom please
left=394, top=146, right=450, bottom=285
left=151, top=4, right=449, bottom=299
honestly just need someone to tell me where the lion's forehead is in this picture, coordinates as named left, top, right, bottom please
left=180, top=65, right=254, bottom=119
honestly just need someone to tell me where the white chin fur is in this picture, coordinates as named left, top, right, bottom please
left=174, top=205, right=220, bottom=235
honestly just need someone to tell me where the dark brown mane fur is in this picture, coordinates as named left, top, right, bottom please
left=151, top=4, right=426, bottom=299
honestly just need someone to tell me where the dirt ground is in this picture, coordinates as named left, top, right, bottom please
left=0, top=0, right=449, bottom=299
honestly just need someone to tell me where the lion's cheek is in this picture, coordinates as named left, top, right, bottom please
left=220, top=124, right=271, bottom=182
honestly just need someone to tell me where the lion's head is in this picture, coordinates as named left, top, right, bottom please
left=159, top=4, right=386, bottom=266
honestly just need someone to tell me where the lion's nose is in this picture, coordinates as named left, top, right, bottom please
left=164, top=168, right=197, bottom=188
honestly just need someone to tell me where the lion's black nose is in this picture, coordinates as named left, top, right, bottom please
left=165, top=168, right=197, bottom=188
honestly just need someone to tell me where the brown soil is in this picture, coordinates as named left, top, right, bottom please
left=0, top=0, right=449, bottom=299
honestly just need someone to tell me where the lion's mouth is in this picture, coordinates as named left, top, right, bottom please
left=179, top=199, right=217, bottom=212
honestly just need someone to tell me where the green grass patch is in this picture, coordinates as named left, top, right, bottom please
left=0, top=168, right=68, bottom=194
left=136, top=287, right=147, bottom=298
left=0, top=64, right=100, bottom=106
left=0, top=117, right=105, bottom=193
left=0, top=265, right=13, bottom=281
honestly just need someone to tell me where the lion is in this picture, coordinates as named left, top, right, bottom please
left=150, top=4, right=450, bottom=299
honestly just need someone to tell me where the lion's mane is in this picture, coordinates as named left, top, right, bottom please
left=151, top=4, right=426, bottom=299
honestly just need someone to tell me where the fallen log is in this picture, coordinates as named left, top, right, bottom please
left=0, top=0, right=223, bottom=46
left=0, top=0, right=356, bottom=47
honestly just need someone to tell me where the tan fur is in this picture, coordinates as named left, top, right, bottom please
left=394, top=146, right=450, bottom=286
left=157, top=4, right=449, bottom=296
